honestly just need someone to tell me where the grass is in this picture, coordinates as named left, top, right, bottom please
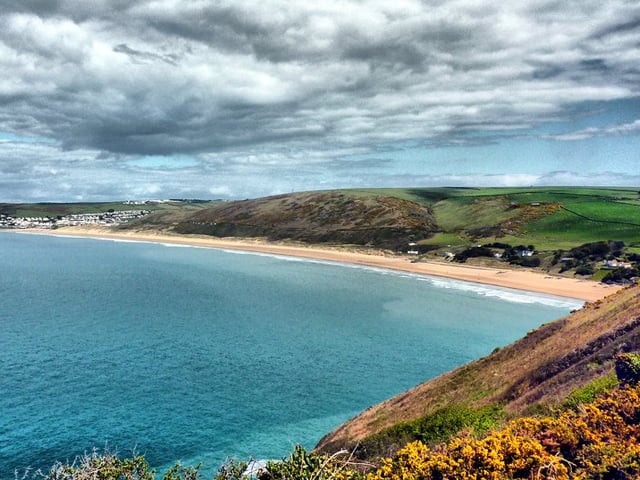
left=356, top=404, right=504, bottom=460
left=431, top=196, right=516, bottom=232
left=518, top=206, right=640, bottom=250
left=417, top=232, right=466, bottom=247
left=343, top=187, right=640, bottom=252
left=563, top=372, right=619, bottom=411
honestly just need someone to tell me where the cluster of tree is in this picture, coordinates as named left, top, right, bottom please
left=603, top=267, right=640, bottom=284
left=454, top=243, right=540, bottom=267
left=552, top=241, right=639, bottom=282
left=553, top=240, right=626, bottom=273
left=452, top=245, right=495, bottom=262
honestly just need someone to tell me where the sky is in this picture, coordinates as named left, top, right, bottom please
left=0, top=0, right=639, bottom=202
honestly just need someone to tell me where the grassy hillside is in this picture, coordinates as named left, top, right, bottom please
left=6, top=187, right=639, bottom=254
left=360, top=186, right=640, bottom=252
left=172, top=191, right=438, bottom=249
left=316, top=284, right=640, bottom=459
left=165, top=187, right=640, bottom=254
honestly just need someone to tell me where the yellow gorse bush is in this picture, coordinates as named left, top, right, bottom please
left=368, top=384, right=640, bottom=479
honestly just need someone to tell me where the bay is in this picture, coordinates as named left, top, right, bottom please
left=0, top=232, right=581, bottom=477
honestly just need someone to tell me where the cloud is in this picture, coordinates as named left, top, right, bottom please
left=0, top=1, right=639, bottom=201
left=1, top=1, right=638, bottom=155
left=544, top=119, right=640, bottom=141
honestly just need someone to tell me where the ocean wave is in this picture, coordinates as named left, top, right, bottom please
left=215, top=248, right=583, bottom=307
left=422, top=277, right=583, bottom=308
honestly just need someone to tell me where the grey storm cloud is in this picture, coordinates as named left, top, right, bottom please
left=0, top=0, right=638, bottom=159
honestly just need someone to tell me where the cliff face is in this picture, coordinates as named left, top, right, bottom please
left=316, top=285, right=640, bottom=455
left=173, top=191, right=438, bottom=249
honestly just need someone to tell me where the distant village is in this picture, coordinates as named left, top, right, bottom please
left=0, top=209, right=150, bottom=229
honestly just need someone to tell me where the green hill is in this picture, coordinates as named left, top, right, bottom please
left=138, top=186, right=640, bottom=254
left=172, top=191, right=438, bottom=249
left=346, top=186, right=640, bottom=251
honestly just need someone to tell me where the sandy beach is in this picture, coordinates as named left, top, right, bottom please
left=18, top=227, right=622, bottom=302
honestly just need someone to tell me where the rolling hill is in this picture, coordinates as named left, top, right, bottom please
left=171, top=191, right=439, bottom=249
left=125, top=186, right=640, bottom=254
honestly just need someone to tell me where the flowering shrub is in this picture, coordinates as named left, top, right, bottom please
left=368, top=384, right=640, bottom=479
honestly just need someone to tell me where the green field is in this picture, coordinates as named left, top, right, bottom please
left=348, top=187, right=640, bottom=251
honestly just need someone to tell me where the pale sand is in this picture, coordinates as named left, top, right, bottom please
left=18, top=227, right=622, bottom=302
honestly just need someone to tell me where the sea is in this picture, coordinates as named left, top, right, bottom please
left=0, top=232, right=582, bottom=478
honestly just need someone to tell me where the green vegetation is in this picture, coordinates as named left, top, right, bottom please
left=346, top=187, right=640, bottom=279
left=354, top=186, right=640, bottom=250
left=355, top=405, right=503, bottom=460
left=369, top=380, right=640, bottom=480
left=562, top=372, right=618, bottom=411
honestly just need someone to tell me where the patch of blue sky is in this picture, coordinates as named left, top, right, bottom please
left=0, top=131, right=56, bottom=144
left=342, top=98, right=640, bottom=177
left=532, top=97, right=640, bottom=135
left=126, top=154, right=200, bottom=169
left=354, top=134, right=640, bottom=177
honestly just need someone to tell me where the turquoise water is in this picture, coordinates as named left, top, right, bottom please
left=0, top=232, right=581, bottom=477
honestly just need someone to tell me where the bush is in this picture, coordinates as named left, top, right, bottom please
left=563, top=373, right=618, bottom=411
left=569, top=241, right=610, bottom=261
left=45, top=451, right=155, bottom=480
left=356, top=405, right=503, bottom=459
left=483, top=242, right=512, bottom=249
left=213, top=459, right=248, bottom=480
left=369, top=384, right=640, bottom=480
left=509, top=256, right=541, bottom=268
left=602, top=267, right=639, bottom=284
left=255, top=445, right=365, bottom=480
left=575, top=264, right=595, bottom=276
left=453, top=246, right=494, bottom=263
left=615, top=352, right=640, bottom=385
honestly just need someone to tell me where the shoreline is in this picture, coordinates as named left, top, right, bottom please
left=12, top=227, right=622, bottom=302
